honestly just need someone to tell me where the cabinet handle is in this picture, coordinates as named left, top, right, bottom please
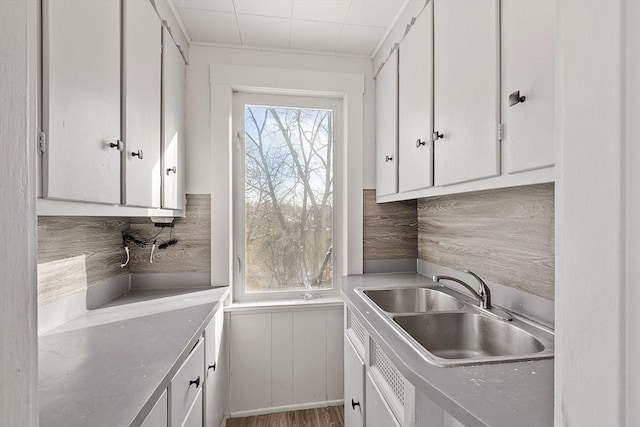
left=385, top=155, right=393, bottom=162
left=109, top=140, right=124, bottom=152
left=131, top=149, right=143, bottom=160
left=351, top=399, right=360, bottom=410
left=416, top=139, right=426, bottom=148
left=432, top=131, right=444, bottom=142
left=189, top=376, right=201, bottom=389
left=509, top=90, right=526, bottom=107
left=166, top=166, right=177, bottom=175
left=208, top=363, right=216, bottom=372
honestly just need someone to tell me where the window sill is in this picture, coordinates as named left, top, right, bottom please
left=225, top=296, right=344, bottom=313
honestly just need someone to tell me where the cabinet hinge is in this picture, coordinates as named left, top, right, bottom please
left=497, top=123, right=504, bottom=141
left=38, top=131, right=46, bottom=153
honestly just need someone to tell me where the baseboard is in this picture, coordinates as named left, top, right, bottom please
left=230, top=400, right=343, bottom=418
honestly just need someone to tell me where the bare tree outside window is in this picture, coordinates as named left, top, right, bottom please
left=244, top=104, right=333, bottom=293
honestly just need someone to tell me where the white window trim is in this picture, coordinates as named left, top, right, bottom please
left=232, top=93, right=342, bottom=302
left=209, top=64, right=365, bottom=302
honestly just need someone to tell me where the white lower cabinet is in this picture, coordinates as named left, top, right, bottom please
left=171, top=339, right=205, bottom=427
left=141, top=389, right=168, bottom=427
left=366, top=373, right=401, bottom=427
left=204, top=308, right=225, bottom=427
left=344, top=336, right=365, bottom=427
left=181, top=389, right=203, bottom=427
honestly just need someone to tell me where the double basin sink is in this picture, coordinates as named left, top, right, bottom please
left=356, top=285, right=554, bottom=367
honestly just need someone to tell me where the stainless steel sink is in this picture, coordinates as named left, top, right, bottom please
left=393, top=313, right=547, bottom=363
left=362, top=287, right=465, bottom=313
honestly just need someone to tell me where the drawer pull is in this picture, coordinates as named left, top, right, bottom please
left=208, top=363, right=216, bottom=372
left=351, top=399, right=360, bottom=410
left=189, top=376, right=201, bottom=389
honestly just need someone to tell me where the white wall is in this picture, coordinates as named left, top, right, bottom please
left=555, top=0, right=634, bottom=425
left=185, top=44, right=376, bottom=192
left=0, top=1, right=38, bottom=425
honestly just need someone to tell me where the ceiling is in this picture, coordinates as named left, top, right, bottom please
left=173, top=0, right=407, bottom=56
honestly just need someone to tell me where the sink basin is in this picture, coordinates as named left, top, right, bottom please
left=394, top=313, right=547, bottom=363
left=362, top=287, right=465, bottom=313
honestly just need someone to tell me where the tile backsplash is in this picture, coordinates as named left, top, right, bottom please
left=37, top=194, right=212, bottom=307
left=418, top=183, right=555, bottom=300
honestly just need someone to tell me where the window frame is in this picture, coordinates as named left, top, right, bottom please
left=232, top=92, right=343, bottom=302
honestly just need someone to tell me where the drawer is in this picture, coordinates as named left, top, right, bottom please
left=171, top=339, right=205, bottom=427
left=181, top=389, right=203, bottom=427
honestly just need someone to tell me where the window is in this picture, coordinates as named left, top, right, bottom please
left=233, top=93, right=341, bottom=299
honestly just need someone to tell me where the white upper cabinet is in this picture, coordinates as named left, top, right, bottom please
left=433, top=0, right=500, bottom=187
left=502, top=0, right=555, bottom=174
left=162, top=28, right=186, bottom=210
left=398, top=3, right=434, bottom=193
left=376, top=50, right=399, bottom=198
left=44, top=0, right=122, bottom=204
left=124, top=0, right=162, bottom=208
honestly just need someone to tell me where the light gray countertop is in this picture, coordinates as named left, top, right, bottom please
left=39, top=287, right=229, bottom=427
left=341, top=273, right=553, bottom=427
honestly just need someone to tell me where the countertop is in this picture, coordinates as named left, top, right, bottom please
left=39, top=287, right=229, bottom=427
left=342, top=273, right=553, bottom=427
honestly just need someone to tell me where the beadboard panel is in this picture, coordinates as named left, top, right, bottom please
left=37, top=217, right=130, bottom=306
left=418, top=183, right=555, bottom=300
left=363, top=190, right=418, bottom=260
left=129, top=194, right=211, bottom=273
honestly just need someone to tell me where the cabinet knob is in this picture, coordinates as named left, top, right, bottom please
left=416, top=139, right=426, bottom=148
left=385, top=155, right=393, bottom=162
left=432, top=131, right=444, bottom=142
left=189, top=376, right=201, bottom=389
left=208, top=363, right=216, bottom=372
left=166, top=166, right=177, bottom=175
left=509, top=90, right=526, bottom=107
left=351, top=399, right=360, bottom=410
left=131, top=149, right=143, bottom=160
left=109, top=140, right=124, bottom=152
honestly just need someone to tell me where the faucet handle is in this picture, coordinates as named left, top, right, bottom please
left=464, top=270, right=491, bottom=308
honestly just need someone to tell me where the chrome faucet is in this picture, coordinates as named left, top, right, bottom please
left=433, top=270, right=492, bottom=309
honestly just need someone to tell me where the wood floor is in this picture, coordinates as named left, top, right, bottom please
left=226, top=406, right=344, bottom=427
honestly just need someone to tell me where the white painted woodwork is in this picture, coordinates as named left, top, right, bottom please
left=502, top=0, right=555, bottom=174
left=124, top=0, right=162, bottom=207
left=181, top=389, right=203, bottom=427
left=44, top=0, right=121, bottom=204
left=228, top=306, right=344, bottom=414
left=326, top=308, right=344, bottom=401
left=171, top=340, right=205, bottom=427
left=443, top=413, right=466, bottom=427
left=413, top=388, right=445, bottom=427
left=141, top=389, right=168, bottom=427
left=433, top=0, right=500, bottom=186
left=292, top=310, right=327, bottom=404
left=229, top=313, right=272, bottom=413
left=376, top=50, right=398, bottom=197
left=344, top=336, right=365, bottom=427
left=205, top=308, right=224, bottom=427
left=162, top=28, right=186, bottom=210
left=0, top=1, right=38, bottom=425
left=271, top=312, right=294, bottom=406
left=398, top=3, right=433, bottom=193
left=365, top=373, right=401, bottom=427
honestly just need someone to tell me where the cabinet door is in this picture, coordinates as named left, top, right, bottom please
left=141, top=389, right=168, bottom=427
left=502, top=0, right=555, bottom=173
left=162, top=29, right=186, bottom=210
left=376, top=50, right=399, bottom=197
left=181, top=389, right=203, bottom=427
left=398, top=3, right=434, bottom=193
left=204, top=308, right=224, bottom=427
left=365, top=373, right=401, bottom=427
left=124, top=0, right=162, bottom=208
left=344, top=336, right=365, bottom=427
left=433, top=0, right=500, bottom=186
left=44, top=0, right=121, bottom=204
